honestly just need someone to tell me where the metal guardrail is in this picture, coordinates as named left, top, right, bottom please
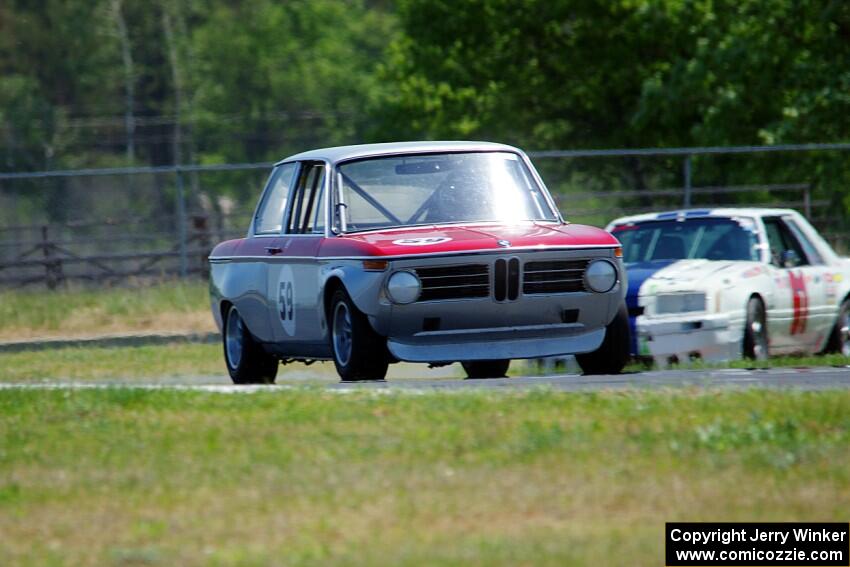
left=3, top=142, right=849, bottom=180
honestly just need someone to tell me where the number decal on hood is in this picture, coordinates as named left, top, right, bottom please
left=392, top=237, right=452, bottom=246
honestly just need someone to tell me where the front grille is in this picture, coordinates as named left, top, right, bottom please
left=655, top=292, right=706, bottom=314
left=414, top=264, right=490, bottom=301
left=523, top=259, right=589, bottom=295
left=494, top=258, right=520, bottom=301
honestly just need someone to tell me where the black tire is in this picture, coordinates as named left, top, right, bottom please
left=742, top=296, right=769, bottom=360
left=223, top=305, right=278, bottom=384
left=462, top=359, right=510, bottom=379
left=329, top=288, right=389, bottom=381
left=576, top=302, right=629, bottom=375
left=823, top=298, right=850, bottom=356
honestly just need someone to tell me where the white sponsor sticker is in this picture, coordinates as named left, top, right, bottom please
left=733, top=216, right=757, bottom=231
left=392, top=237, right=452, bottom=246
left=277, top=265, right=296, bottom=336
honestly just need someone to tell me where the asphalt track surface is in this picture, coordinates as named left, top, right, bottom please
left=3, top=365, right=850, bottom=392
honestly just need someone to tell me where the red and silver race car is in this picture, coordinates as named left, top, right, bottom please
left=209, top=141, right=628, bottom=382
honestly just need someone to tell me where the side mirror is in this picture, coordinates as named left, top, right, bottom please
left=781, top=249, right=801, bottom=268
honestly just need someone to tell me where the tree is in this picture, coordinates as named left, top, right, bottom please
left=375, top=0, right=850, bottom=213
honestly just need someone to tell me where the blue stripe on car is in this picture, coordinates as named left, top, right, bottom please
left=624, top=260, right=679, bottom=355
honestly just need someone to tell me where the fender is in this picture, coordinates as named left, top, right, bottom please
left=320, top=261, right=387, bottom=315
left=819, top=265, right=850, bottom=351
left=209, top=260, right=275, bottom=342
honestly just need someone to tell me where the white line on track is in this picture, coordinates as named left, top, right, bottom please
left=2, top=366, right=850, bottom=393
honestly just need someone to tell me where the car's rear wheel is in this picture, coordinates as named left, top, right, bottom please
left=823, top=298, right=850, bottom=356
left=462, top=360, right=510, bottom=379
left=743, top=296, right=769, bottom=360
left=223, top=305, right=278, bottom=384
left=329, top=289, right=389, bottom=381
left=576, top=302, right=629, bottom=375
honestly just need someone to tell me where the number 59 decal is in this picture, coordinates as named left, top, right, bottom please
left=277, top=265, right=296, bottom=335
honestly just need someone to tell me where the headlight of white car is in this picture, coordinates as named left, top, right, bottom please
left=584, top=259, right=617, bottom=293
left=386, top=271, right=421, bottom=304
left=655, top=292, right=706, bottom=315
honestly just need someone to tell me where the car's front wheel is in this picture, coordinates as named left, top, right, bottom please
left=823, top=298, right=850, bottom=356
left=329, top=289, right=389, bottom=381
left=576, top=302, right=629, bottom=375
left=462, top=360, right=510, bottom=379
left=742, top=296, right=769, bottom=360
left=223, top=305, right=278, bottom=384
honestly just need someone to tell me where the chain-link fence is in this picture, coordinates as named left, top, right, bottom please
left=1, top=143, right=848, bottom=288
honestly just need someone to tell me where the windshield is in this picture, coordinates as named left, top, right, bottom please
left=335, top=151, right=557, bottom=232
left=611, top=217, right=760, bottom=263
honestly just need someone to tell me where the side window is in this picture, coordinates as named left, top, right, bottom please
left=784, top=219, right=824, bottom=265
left=763, top=217, right=809, bottom=267
left=254, top=163, right=296, bottom=234
left=763, top=219, right=786, bottom=265
left=285, top=162, right=326, bottom=234
left=312, top=183, right=326, bottom=234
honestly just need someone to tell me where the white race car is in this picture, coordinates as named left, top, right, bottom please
left=607, top=208, right=850, bottom=364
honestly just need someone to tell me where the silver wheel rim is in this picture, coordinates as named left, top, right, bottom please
left=332, top=301, right=353, bottom=367
left=839, top=310, right=850, bottom=357
left=225, top=308, right=244, bottom=369
left=750, top=304, right=768, bottom=360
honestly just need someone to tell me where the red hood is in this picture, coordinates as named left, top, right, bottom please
left=319, top=222, right=619, bottom=257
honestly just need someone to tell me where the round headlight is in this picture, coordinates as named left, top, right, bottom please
left=386, top=271, right=421, bottom=304
left=585, top=259, right=617, bottom=293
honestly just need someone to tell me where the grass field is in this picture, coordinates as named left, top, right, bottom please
left=3, top=282, right=849, bottom=565
left=1, top=388, right=848, bottom=566
left=0, top=344, right=225, bottom=382
left=0, top=280, right=213, bottom=340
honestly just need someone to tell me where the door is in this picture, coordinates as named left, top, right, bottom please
left=233, top=162, right=297, bottom=343
left=783, top=217, right=832, bottom=349
left=266, top=161, right=328, bottom=346
left=761, top=216, right=828, bottom=353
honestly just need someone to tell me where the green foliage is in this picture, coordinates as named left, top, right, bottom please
left=379, top=0, right=850, bottom=149
left=376, top=0, right=850, bottom=216
left=1, top=0, right=849, bottom=220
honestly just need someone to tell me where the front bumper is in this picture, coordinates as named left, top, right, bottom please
left=636, top=312, right=744, bottom=364
left=351, top=247, right=624, bottom=363
left=388, top=324, right=605, bottom=362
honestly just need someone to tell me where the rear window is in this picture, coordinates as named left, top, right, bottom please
left=611, top=217, right=759, bottom=263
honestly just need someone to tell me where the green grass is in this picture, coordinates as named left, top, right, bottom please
left=0, top=388, right=848, bottom=566
left=0, top=280, right=213, bottom=340
left=0, top=344, right=224, bottom=382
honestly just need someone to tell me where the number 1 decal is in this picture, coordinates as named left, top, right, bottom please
left=277, top=265, right=296, bottom=335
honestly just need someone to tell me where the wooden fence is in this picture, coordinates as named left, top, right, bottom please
left=0, top=212, right=245, bottom=288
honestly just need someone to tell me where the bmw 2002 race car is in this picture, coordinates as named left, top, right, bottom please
left=209, top=141, right=629, bottom=382
left=607, top=208, right=850, bottom=365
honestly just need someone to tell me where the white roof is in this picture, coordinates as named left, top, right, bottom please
left=608, top=207, right=801, bottom=227
left=277, top=141, right=522, bottom=165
